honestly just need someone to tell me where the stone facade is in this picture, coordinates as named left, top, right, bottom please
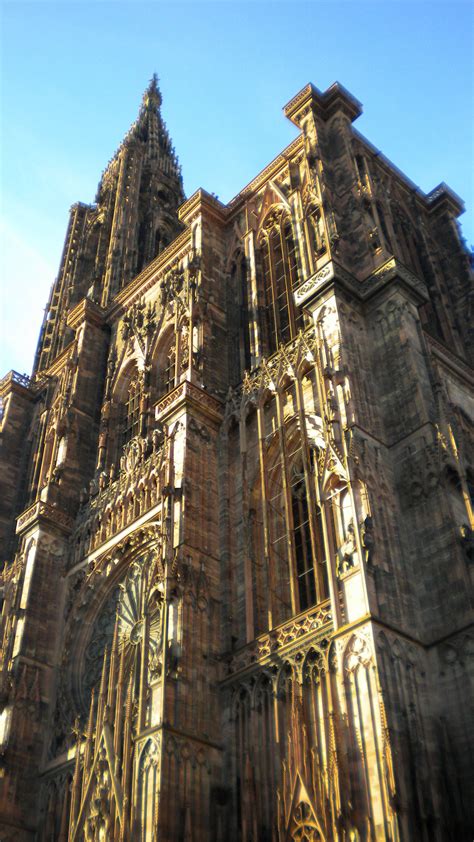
left=0, top=77, right=473, bottom=841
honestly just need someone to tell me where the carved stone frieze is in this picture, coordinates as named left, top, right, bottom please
left=155, top=378, right=223, bottom=424
left=294, top=262, right=335, bottom=306
left=121, top=297, right=157, bottom=355
left=224, top=601, right=332, bottom=680
left=16, top=501, right=74, bottom=535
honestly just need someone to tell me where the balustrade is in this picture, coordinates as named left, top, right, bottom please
left=225, top=599, right=332, bottom=679
left=72, top=435, right=166, bottom=564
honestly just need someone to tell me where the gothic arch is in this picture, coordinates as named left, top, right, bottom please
left=63, top=538, right=162, bottom=717
left=276, top=661, right=296, bottom=747
left=150, top=325, right=177, bottom=399
left=112, top=356, right=142, bottom=404
left=256, top=207, right=302, bottom=354
left=105, top=358, right=144, bottom=468
left=286, top=775, right=326, bottom=842
left=228, top=247, right=252, bottom=377
left=253, top=669, right=274, bottom=707
left=232, top=683, right=252, bottom=722
left=136, top=738, right=160, bottom=841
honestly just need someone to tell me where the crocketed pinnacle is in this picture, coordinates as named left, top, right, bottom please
left=96, top=73, right=182, bottom=195
left=135, top=74, right=179, bottom=172
left=141, top=73, right=162, bottom=112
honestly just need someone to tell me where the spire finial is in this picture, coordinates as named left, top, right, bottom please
left=143, top=73, right=162, bottom=111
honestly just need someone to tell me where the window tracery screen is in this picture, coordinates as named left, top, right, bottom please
left=159, top=342, right=176, bottom=396
left=122, top=376, right=141, bottom=446
left=260, top=216, right=302, bottom=355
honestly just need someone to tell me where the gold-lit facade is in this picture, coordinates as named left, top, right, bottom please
left=0, top=77, right=473, bottom=841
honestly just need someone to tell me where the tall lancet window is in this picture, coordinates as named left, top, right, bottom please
left=138, top=740, right=159, bottom=841
left=272, top=226, right=290, bottom=345
left=230, top=253, right=252, bottom=377
left=291, top=471, right=317, bottom=611
left=283, top=219, right=300, bottom=290
left=259, top=214, right=301, bottom=355
left=159, top=339, right=176, bottom=397
left=262, top=235, right=277, bottom=354
left=122, top=375, right=141, bottom=446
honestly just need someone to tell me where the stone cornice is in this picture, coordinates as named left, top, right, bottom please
left=178, top=188, right=228, bottom=226
left=361, top=257, right=429, bottom=304
left=425, top=182, right=465, bottom=217
left=294, top=261, right=338, bottom=307
left=32, top=342, right=76, bottom=385
left=227, top=135, right=304, bottom=213
left=0, top=371, right=34, bottom=401
left=283, top=81, right=362, bottom=128
left=352, top=130, right=465, bottom=219
left=66, top=298, right=107, bottom=331
left=107, top=227, right=193, bottom=319
left=155, top=379, right=224, bottom=425
left=293, top=257, right=429, bottom=310
left=16, top=501, right=74, bottom=536
left=293, top=259, right=360, bottom=309
left=425, top=333, right=473, bottom=385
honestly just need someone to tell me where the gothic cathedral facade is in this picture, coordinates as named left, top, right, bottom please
left=0, top=77, right=473, bottom=841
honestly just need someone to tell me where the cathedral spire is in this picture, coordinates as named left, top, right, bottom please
left=131, top=73, right=180, bottom=176
left=32, top=76, right=186, bottom=369
left=141, top=73, right=162, bottom=112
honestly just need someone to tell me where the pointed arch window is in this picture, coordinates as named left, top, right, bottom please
left=253, top=433, right=329, bottom=629
left=355, top=153, right=370, bottom=192
left=376, top=201, right=393, bottom=252
left=138, top=740, right=159, bottom=840
left=284, top=219, right=300, bottom=289
left=122, top=375, right=141, bottom=446
left=292, top=472, right=317, bottom=611
left=159, top=342, right=176, bottom=396
left=259, top=214, right=301, bottom=355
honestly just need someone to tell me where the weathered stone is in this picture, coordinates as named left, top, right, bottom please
left=0, top=77, right=472, bottom=842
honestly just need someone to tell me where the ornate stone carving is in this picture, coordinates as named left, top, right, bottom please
left=224, top=602, right=332, bottom=679
left=344, top=633, right=372, bottom=672
left=294, top=262, right=335, bottom=306
left=336, top=521, right=357, bottom=576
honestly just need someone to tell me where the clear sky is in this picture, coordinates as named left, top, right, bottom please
left=1, top=0, right=473, bottom=375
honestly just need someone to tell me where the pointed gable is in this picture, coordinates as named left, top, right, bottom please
left=256, top=179, right=291, bottom=232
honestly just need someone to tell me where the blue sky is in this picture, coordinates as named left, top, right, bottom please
left=1, top=0, right=473, bottom=374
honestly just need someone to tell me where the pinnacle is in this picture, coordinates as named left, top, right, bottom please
left=142, top=73, right=162, bottom=111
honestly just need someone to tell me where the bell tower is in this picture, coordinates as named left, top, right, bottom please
left=34, top=75, right=185, bottom=374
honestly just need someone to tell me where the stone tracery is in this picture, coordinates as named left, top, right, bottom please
left=0, top=77, right=472, bottom=842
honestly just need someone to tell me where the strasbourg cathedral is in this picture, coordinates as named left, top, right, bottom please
left=0, top=76, right=473, bottom=842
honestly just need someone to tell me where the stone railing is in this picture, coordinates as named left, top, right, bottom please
left=235, top=327, right=318, bottom=401
left=223, top=600, right=332, bottom=679
left=154, top=378, right=224, bottom=423
left=71, top=435, right=167, bottom=565
left=0, top=370, right=31, bottom=393
left=16, top=501, right=75, bottom=535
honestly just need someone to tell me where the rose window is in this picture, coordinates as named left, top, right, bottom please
left=80, top=553, right=163, bottom=713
